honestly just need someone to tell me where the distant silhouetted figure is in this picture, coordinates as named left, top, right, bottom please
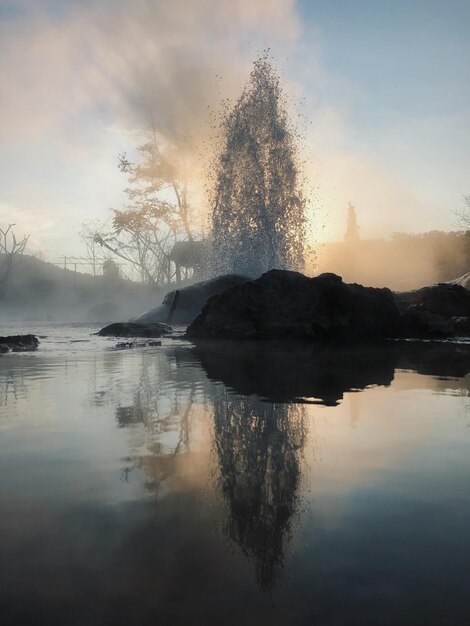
left=102, top=258, right=120, bottom=281
left=344, top=202, right=360, bottom=243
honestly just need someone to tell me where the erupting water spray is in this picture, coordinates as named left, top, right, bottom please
left=210, top=52, right=308, bottom=278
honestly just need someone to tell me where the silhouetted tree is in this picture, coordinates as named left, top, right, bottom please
left=92, top=122, right=197, bottom=285
left=0, top=224, right=29, bottom=285
left=456, top=195, right=470, bottom=229
left=211, top=52, right=307, bottom=277
left=344, top=202, right=360, bottom=243
left=80, top=221, right=105, bottom=276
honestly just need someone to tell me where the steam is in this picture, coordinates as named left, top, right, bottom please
left=0, top=1, right=299, bottom=143
left=0, top=0, right=303, bottom=253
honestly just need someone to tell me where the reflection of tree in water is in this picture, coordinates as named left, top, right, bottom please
left=213, top=392, right=306, bottom=592
left=120, top=351, right=200, bottom=447
left=0, top=365, right=27, bottom=409
left=102, top=348, right=210, bottom=495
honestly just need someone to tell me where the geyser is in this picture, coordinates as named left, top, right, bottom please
left=210, top=52, right=307, bottom=278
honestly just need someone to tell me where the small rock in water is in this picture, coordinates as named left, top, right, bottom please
left=395, top=283, right=470, bottom=319
left=0, top=335, right=39, bottom=352
left=401, top=305, right=453, bottom=338
left=115, top=341, right=135, bottom=349
left=451, top=316, right=470, bottom=335
left=98, top=322, right=171, bottom=338
left=114, top=339, right=162, bottom=349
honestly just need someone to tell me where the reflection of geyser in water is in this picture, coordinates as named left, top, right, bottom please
left=213, top=392, right=306, bottom=592
left=106, top=341, right=470, bottom=593
left=102, top=347, right=307, bottom=592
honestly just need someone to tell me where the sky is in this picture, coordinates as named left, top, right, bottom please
left=0, top=0, right=469, bottom=259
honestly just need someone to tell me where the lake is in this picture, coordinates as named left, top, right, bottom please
left=1, top=324, right=470, bottom=625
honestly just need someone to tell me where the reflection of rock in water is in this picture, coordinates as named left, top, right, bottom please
left=194, top=340, right=470, bottom=405
left=115, top=404, right=145, bottom=427
left=194, top=341, right=396, bottom=405
left=396, top=342, right=470, bottom=379
left=213, top=392, right=305, bottom=592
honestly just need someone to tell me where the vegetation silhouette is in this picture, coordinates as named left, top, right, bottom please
left=88, top=120, right=197, bottom=286
left=0, top=224, right=29, bottom=286
left=344, top=202, right=360, bottom=243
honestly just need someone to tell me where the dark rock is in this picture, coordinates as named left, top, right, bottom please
left=98, top=323, right=171, bottom=338
left=395, top=283, right=470, bottom=319
left=132, top=274, right=248, bottom=326
left=0, top=334, right=39, bottom=352
left=115, top=340, right=162, bottom=349
left=452, top=316, right=470, bottom=335
left=187, top=270, right=401, bottom=341
left=401, top=304, right=454, bottom=338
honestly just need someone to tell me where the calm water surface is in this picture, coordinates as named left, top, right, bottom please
left=1, top=323, right=470, bottom=625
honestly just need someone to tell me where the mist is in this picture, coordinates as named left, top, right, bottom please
left=314, top=230, right=470, bottom=291
left=0, top=0, right=301, bottom=254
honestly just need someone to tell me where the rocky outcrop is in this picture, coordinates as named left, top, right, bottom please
left=186, top=271, right=470, bottom=341
left=132, top=274, right=248, bottom=326
left=186, top=270, right=401, bottom=341
left=98, top=322, right=171, bottom=338
left=395, top=283, right=470, bottom=319
left=452, top=316, right=470, bottom=335
left=0, top=334, right=39, bottom=353
left=400, top=305, right=455, bottom=338
left=394, top=282, right=470, bottom=338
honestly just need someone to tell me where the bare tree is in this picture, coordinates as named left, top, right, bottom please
left=92, top=207, right=178, bottom=285
left=79, top=221, right=105, bottom=276
left=0, top=224, right=29, bottom=285
left=456, top=195, right=470, bottom=228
